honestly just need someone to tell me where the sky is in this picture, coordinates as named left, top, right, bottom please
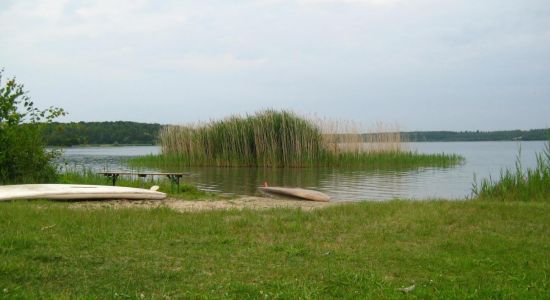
left=0, top=0, right=549, bottom=131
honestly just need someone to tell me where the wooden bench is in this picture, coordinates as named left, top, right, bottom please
left=98, top=172, right=190, bottom=192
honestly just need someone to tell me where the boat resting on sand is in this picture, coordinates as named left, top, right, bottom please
left=0, top=184, right=166, bottom=201
left=258, top=186, right=330, bottom=202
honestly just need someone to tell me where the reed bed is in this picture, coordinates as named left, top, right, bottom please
left=473, top=137, right=550, bottom=201
left=159, top=110, right=324, bottom=167
left=133, top=110, right=462, bottom=168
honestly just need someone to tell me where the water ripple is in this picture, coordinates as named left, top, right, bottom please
left=56, top=142, right=547, bottom=201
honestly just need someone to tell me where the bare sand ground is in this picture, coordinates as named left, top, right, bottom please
left=68, top=196, right=340, bottom=212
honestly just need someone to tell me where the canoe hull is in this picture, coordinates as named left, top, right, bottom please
left=258, top=187, right=330, bottom=202
left=0, top=184, right=166, bottom=201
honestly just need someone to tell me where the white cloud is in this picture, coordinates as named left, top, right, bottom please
left=17, top=0, right=69, bottom=19
left=0, top=0, right=548, bottom=129
left=159, top=54, right=268, bottom=72
left=297, top=0, right=401, bottom=6
left=0, top=0, right=187, bottom=40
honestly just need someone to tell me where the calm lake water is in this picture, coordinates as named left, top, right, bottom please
left=57, top=141, right=548, bottom=201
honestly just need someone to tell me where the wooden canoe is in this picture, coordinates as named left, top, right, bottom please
left=0, top=184, right=166, bottom=201
left=258, top=187, right=330, bottom=202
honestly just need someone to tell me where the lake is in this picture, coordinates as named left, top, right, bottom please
left=56, top=141, right=548, bottom=201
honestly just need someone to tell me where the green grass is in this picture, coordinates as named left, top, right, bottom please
left=57, top=170, right=217, bottom=200
left=473, top=139, right=550, bottom=202
left=140, top=110, right=463, bottom=168
left=1, top=200, right=549, bottom=298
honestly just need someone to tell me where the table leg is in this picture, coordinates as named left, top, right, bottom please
left=138, top=174, right=147, bottom=188
left=111, top=174, right=119, bottom=186
left=112, top=174, right=120, bottom=186
left=166, top=175, right=181, bottom=193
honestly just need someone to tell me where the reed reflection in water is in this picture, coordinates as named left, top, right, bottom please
left=155, top=166, right=464, bottom=201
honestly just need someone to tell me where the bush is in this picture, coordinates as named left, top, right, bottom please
left=0, top=69, right=66, bottom=184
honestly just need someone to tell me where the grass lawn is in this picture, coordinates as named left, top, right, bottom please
left=1, top=200, right=549, bottom=299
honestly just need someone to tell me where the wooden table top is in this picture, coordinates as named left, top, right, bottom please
left=98, top=172, right=189, bottom=176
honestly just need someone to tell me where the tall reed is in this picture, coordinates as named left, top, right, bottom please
left=140, top=110, right=462, bottom=168
left=316, top=117, right=365, bottom=155
left=473, top=138, right=550, bottom=201
left=160, top=110, right=324, bottom=167
left=364, top=122, right=405, bottom=153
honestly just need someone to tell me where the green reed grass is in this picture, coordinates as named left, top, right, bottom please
left=159, top=110, right=323, bottom=167
left=133, top=110, right=463, bottom=168
left=473, top=137, right=550, bottom=201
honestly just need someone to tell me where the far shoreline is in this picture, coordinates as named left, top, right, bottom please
left=47, top=139, right=549, bottom=148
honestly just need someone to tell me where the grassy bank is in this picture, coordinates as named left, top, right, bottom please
left=132, top=110, right=463, bottom=168
left=1, top=200, right=548, bottom=298
left=473, top=138, right=550, bottom=202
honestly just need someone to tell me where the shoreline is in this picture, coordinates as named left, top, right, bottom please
left=48, top=139, right=549, bottom=148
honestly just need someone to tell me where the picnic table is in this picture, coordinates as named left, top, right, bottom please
left=98, top=171, right=189, bottom=192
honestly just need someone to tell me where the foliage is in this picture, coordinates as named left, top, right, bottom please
left=0, top=69, right=66, bottom=184
left=43, top=121, right=161, bottom=146
left=0, top=200, right=549, bottom=298
left=38, top=121, right=550, bottom=147
left=473, top=137, right=550, bottom=201
left=39, top=122, right=550, bottom=147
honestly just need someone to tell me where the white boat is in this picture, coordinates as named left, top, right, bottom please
left=258, top=186, right=330, bottom=202
left=0, top=184, right=166, bottom=201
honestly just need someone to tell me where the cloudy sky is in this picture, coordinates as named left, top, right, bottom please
left=1, top=0, right=549, bottom=130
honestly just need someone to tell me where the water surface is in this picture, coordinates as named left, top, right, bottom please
left=57, top=141, right=547, bottom=201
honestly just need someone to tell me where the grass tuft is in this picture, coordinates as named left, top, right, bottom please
left=473, top=137, right=550, bottom=201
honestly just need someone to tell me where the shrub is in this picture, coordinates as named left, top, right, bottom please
left=0, top=69, right=66, bottom=184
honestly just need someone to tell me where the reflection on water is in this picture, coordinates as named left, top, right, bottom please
left=56, top=141, right=547, bottom=201
left=54, top=146, right=160, bottom=172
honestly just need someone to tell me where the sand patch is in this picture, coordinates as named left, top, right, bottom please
left=68, top=196, right=337, bottom=212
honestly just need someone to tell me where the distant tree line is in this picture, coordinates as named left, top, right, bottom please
left=43, top=121, right=162, bottom=146
left=42, top=122, right=549, bottom=146
left=399, top=129, right=549, bottom=142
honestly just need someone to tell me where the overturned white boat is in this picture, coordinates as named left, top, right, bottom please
left=0, top=184, right=166, bottom=201
left=258, top=186, right=330, bottom=202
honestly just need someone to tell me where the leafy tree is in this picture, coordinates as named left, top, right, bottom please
left=0, top=69, right=66, bottom=184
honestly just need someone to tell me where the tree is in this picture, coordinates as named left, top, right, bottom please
left=0, top=69, right=66, bottom=183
